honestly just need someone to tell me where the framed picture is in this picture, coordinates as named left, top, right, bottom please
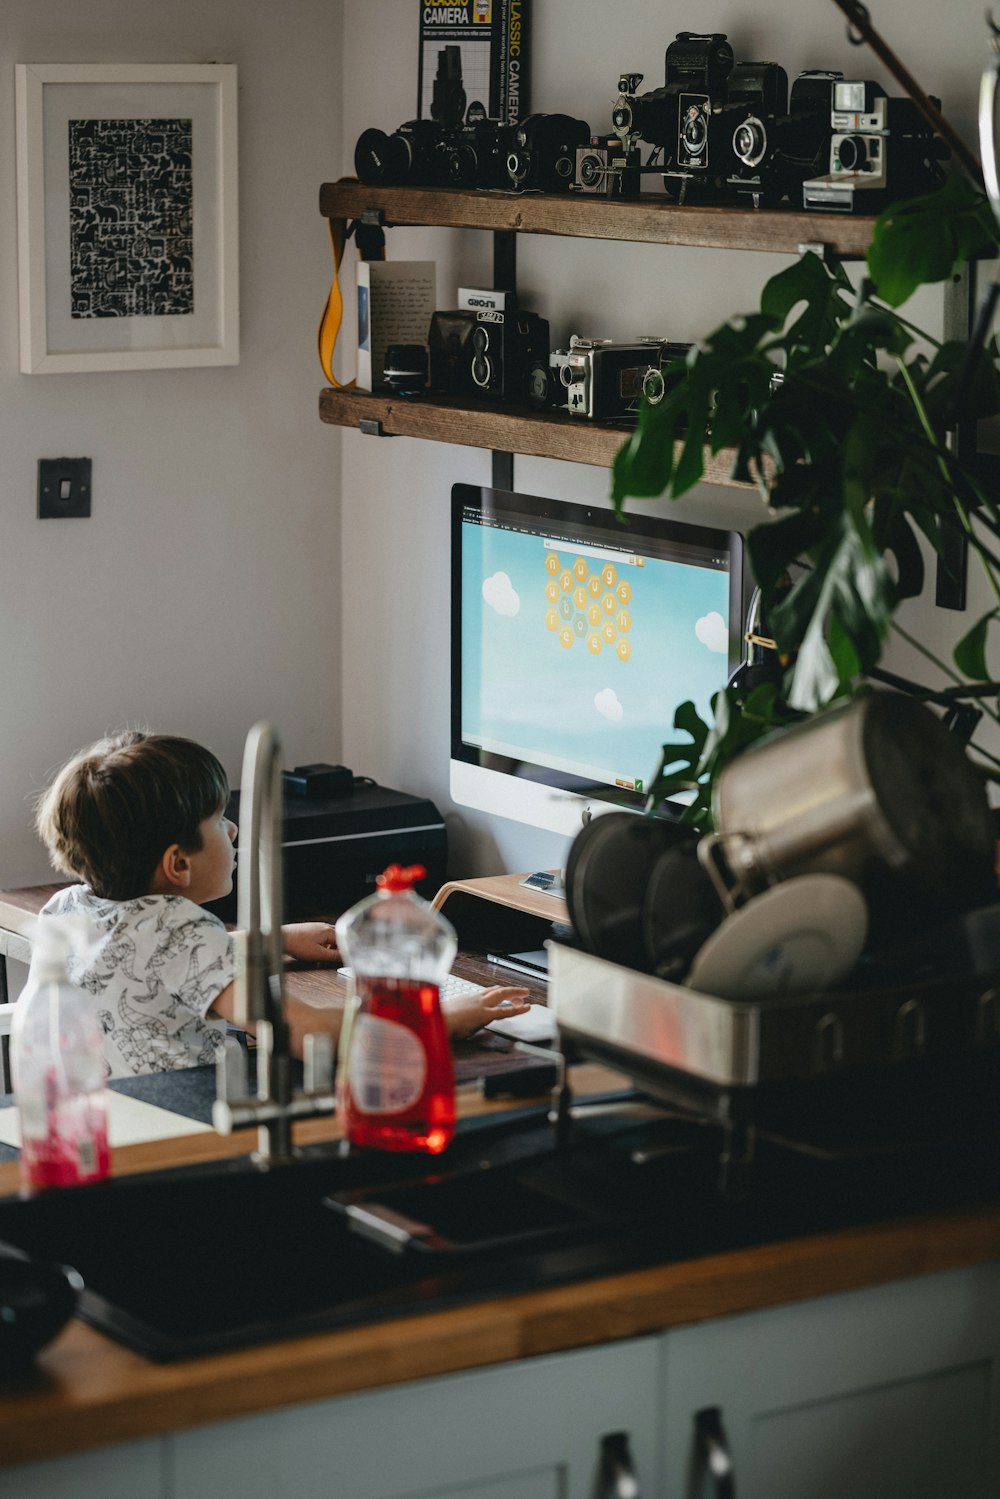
left=15, top=63, right=239, bottom=374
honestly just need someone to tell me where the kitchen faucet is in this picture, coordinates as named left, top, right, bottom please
left=212, top=722, right=336, bottom=1164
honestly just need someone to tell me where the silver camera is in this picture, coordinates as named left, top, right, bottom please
left=551, top=336, right=679, bottom=421
left=803, top=78, right=947, bottom=213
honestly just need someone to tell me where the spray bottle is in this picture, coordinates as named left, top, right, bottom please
left=11, top=917, right=110, bottom=1190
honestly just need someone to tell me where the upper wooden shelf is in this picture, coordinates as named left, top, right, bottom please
left=318, top=385, right=754, bottom=488
left=319, top=181, right=878, bottom=258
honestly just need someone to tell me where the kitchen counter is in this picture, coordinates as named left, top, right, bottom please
left=0, top=1077, right=998, bottom=1470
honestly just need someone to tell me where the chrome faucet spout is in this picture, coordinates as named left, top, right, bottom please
left=213, top=721, right=335, bottom=1164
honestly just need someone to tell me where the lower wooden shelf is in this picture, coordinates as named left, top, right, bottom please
left=319, top=384, right=754, bottom=488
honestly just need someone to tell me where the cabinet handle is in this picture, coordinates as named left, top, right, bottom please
left=597, top=1431, right=641, bottom=1499
left=694, top=1407, right=735, bottom=1499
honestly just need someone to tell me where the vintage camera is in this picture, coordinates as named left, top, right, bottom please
left=574, top=135, right=642, bottom=196
left=355, top=118, right=453, bottom=187
left=356, top=45, right=492, bottom=188
left=729, top=70, right=841, bottom=207
left=429, top=304, right=550, bottom=405
left=611, top=33, right=735, bottom=158
left=551, top=337, right=689, bottom=422
left=803, top=79, right=949, bottom=213
left=669, top=60, right=788, bottom=198
left=506, top=114, right=592, bottom=192
left=442, top=110, right=514, bottom=189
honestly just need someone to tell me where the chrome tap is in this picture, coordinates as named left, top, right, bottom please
left=212, top=722, right=335, bottom=1164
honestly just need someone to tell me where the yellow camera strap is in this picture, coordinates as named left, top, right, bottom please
left=317, top=181, right=386, bottom=387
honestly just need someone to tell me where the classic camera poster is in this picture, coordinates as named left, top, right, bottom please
left=417, top=0, right=528, bottom=126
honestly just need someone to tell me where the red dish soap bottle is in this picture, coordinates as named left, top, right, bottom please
left=335, top=864, right=457, bottom=1154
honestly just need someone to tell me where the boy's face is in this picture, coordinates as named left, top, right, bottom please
left=184, top=810, right=237, bottom=904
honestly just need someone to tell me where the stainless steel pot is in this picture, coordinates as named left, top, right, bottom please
left=708, top=692, right=995, bottom=915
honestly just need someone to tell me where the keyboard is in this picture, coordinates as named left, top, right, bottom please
left=337, top=968, right=486, bottom=1002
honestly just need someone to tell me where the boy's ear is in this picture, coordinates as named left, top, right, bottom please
left=152, top=843, right=192, bottom=892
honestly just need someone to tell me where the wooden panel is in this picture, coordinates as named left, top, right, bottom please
left=319, top=386, right=753, bottom=489
left=319, top=182, right=876, bottom=258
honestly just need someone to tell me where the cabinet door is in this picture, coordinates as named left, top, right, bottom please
left=0, top=1436, right=164, bottom=1499
left=171, top=1337, right=660, bottom=1499
left=661, top=1263, right=1000, bottom=1499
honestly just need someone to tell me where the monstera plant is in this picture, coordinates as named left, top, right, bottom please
left=611, top=175, right=1000, bottom=828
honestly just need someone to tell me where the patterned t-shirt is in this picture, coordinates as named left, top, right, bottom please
left=34, top=886, right=235, bottom=1078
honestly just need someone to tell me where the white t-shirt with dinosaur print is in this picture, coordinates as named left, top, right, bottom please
left=34, top=887, right=234, bottom=1077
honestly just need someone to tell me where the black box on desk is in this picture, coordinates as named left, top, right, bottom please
left=205, top=782, right=447, bottom=923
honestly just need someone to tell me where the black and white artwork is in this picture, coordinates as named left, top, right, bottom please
left=68, top=117, right=194, bottom=319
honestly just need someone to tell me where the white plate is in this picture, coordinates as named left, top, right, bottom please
left=686, top=875, right=868, bottom=1001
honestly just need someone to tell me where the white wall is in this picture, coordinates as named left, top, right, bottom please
left=0, top=0, right=343, bottom=887
left=339, top=0, right=998, bottom=880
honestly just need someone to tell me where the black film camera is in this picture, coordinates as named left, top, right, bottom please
left=550, top=337, right=690, bottom=422
left=506, top=114, right=592, bottom=192
left=611, top=33, right=735, bottom=159
left=668, top=59, right=788, bottom=199
left=574, top=135, right=642, bottom=196
left=355, top=46, right=508, bottom=189
left=729, top=70, right=841, bottom=207
left=442, top=106, right=515, bottom=189
left=429, top=305, right=550, bottom=406
left=803, top=78, right=949, bottom=212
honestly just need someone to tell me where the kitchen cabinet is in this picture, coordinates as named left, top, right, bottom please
left=660, top=1261, right=1000, bottom=1499
left=170, top=1337, right=661, bottom=1499
left=8, top=1259, right=1000, bottom=1498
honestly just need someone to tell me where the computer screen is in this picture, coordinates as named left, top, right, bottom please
left=451, top=484, right=744, bottom=838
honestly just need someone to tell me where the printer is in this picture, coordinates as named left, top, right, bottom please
left=206, top=778, right=447, bottom=923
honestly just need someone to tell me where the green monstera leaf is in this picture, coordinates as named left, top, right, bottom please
left=613, top=182, right=1000, bottom=800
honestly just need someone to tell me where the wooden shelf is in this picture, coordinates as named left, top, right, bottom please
left=320, top=181, right=877, bottom=258
left=318, top=385, right=753, bottom=488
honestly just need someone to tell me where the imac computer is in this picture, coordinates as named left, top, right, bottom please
left=451, top=483, right=745, bottom=840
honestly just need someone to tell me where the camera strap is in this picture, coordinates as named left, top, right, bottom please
left=317, top=180, right=386, bottom=387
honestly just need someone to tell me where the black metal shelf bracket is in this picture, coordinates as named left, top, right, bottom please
left=491, top=229, right=517, bottom=492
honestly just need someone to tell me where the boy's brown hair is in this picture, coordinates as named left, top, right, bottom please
left=35, top=731, right=231, bottom=900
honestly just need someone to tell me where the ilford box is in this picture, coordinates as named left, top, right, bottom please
left=417, top=0, right=529, bottom=127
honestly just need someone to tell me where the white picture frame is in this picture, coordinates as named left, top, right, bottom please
left=15, top=63, right=239, bottom=374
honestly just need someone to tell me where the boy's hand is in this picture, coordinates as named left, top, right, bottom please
left=282, top=922, right=339, bottom=964
left=441, top=985, right=531, bottom=1040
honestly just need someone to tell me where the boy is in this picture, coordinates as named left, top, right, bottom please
left=32, top=731, right=529, bottom=1077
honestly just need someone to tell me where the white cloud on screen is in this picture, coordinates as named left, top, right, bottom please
left=695, top=611, right=728, bottom=653
left=482, top=571, right=520, bottom=617
left=595, top=687, right=623, bottom=722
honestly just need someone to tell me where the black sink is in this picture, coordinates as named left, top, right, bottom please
left=0, top=1109, right=663, bottom=1362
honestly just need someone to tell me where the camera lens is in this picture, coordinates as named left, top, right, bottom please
left=612, top=101, right=634, bottom=134
left=836, top=135, right=867, bottom=171
left=681, top=109, right=708, bottom=156
left=642, top=367, right=666, bottom=405
left=507, top=149, right=529, bottom=183
left=472, top=325, right=490, bottom=354
left=447, top=145, right=478, bottom=187
left=733, top=117, right=767, bottom=168
left=579, top=153, right=602, bottom=188
left=560, top=363, right=584, bottom=388
left=354, top=128, right=410, bottom=186
left=471, top=355, right=491, bottom=388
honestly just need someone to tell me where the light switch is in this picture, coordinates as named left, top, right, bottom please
left=38, top=458, right=91, bottom=518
